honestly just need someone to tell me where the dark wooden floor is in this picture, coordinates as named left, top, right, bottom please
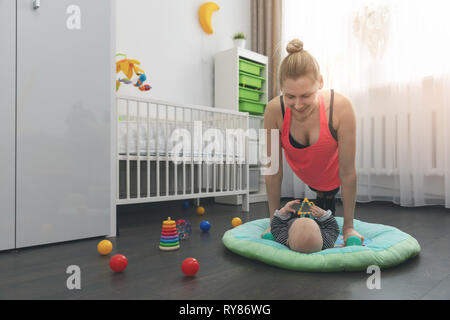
left=1, top=198, right=449, bottom=300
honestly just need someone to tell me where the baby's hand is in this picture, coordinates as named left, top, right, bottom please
left=310, top=204, right=327, bottom=218
left=279, top=200, right=301, bottom=215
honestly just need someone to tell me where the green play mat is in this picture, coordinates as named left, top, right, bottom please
left=222, top=217, right=421, bottom=272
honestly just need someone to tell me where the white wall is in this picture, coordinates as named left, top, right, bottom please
left=116, top=0, right=251, bottom=107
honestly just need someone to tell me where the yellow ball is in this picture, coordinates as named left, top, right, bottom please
left=232, top=217, right=242, bottom=227
left=97, top=240, right=113, bottom=255
left=196, top=206, right=205, bottom=215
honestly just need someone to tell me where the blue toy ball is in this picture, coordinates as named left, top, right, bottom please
left=200, top=220, right=211, bottom=232
left=182, top=201, right=190, bottom=209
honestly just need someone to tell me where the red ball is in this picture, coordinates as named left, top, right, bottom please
left=110, top=254, right=128, bottom=273
left=181, top=257, right=199, bottom=276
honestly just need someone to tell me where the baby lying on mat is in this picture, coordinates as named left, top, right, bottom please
left=271, top=200, right=339, bottom=253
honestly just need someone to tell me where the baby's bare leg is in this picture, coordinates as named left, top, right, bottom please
left=288, top=218, right=323, bottom=253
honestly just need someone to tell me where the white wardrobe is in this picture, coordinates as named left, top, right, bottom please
left=0, top=0, right=115, bottom=251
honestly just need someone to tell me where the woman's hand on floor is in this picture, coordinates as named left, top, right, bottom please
left=343, top=227, right=365, bottom=244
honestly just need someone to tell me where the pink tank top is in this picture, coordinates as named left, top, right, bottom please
left=280, top=93, right=341, bottom=191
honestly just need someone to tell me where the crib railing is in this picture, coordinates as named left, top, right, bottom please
left=116, top=95, right=250, bottom=211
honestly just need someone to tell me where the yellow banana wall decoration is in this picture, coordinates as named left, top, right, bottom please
left=198, top=2, right=220, bottom=34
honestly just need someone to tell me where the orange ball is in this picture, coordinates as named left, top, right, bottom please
left=232, top=217, right=242, bottom=227
left=196, top=206, right=205, bottom=215
left=97, top=240, right=113, bottom=255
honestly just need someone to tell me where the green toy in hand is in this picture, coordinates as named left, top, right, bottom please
left=346, top=236, right=362, bottom=246
left=262, top=233, right=274, bottom=241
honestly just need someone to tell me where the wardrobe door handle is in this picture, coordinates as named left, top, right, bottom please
left=33, top=0, right=40, bottom=10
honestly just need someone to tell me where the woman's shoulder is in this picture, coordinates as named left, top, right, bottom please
left=266, top=95, right=282, bottom=113
left=264, top=95, right=283, bottom=129
left=332, top=90, right=352, bottom=107
left=328, top=90, right=355, bottom=130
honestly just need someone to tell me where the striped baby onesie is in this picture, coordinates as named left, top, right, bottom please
left=270, top=209, right=340, bottom=250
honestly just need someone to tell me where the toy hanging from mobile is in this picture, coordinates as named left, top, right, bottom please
left=116, top=53, right=152, bottom=92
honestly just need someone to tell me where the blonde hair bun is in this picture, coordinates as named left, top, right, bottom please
left=286, top=39, right=304, bottom=54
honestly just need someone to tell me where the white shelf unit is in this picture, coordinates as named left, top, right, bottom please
left=214, top=47, right=268, bottom=204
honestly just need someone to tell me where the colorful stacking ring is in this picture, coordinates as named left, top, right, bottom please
left=160, top=238, right=179, bottom=244
left=160, top=235, right=179, bottom=240
left=159, top=241, right=180, bottom=247
left=161, top=231, right=177, bottom=236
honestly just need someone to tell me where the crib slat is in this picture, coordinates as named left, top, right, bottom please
left=239, top=116, right=243, bottom=190
left=117, top=100, right=120, bottom=200
left=220, top=115, right=223, bottom=190
left=156, top=104, right=160, bottom=197
left=233, top=116, right=237, bottom=191
left=220, top=115, right=224, bottom=192
left=191, top=110, right=194, bottom=195
left=227, top=114, right=230, bottom=191
left=137, top=101, right=141, bottom=198
left=147, top=103, right=150, bottom=197
left=183, top=107, right=186, bottom=195
left=174, top=107, right=178, bottom=196
left=205, top=164, right=209, bottom=193
left=213, top=112, right=217, bottom=192
left=205, top=112, right=209, bottom=193
left=126, top=100, right=130, bottom=200
left=166, top=105, right=169, bottom=196
left=198, top=111, right=203, bottom=195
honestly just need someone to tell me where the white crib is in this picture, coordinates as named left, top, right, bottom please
left=116, top=95, right=250, bottom=211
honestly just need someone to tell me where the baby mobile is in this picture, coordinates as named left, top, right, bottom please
left=115, top=53, right=152, bottom=92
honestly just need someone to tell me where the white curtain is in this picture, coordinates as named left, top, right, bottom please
left=281, top=0, right=450, bottom=208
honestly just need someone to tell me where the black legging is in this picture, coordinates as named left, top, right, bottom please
left=308, top=186, right=340, bottom=215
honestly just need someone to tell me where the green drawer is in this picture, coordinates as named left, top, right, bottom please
left=239, top=71, right=265, bottom=89
left=239, top=98, right=266, bottom=115
left=239, top=58, right=265, bottom=76
left=239, top=86, right=264, bottom=101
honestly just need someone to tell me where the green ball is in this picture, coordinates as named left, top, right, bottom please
left=262, top=233, right=274, bottom=241
left=346, top=236, right=362, bottom=246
